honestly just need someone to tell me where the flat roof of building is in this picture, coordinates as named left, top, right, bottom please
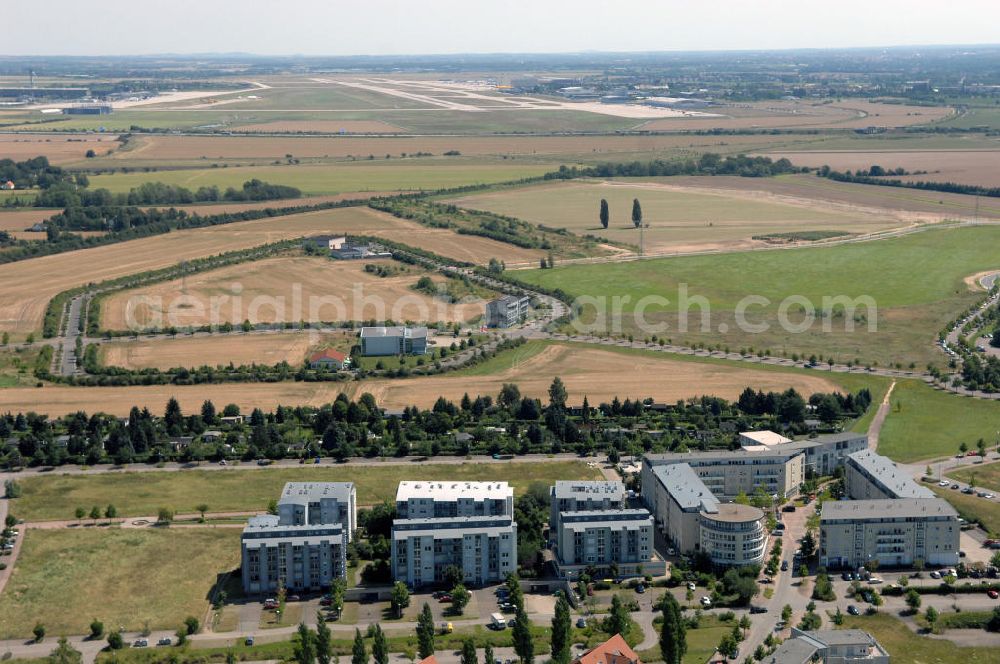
left=821, top=497, right=957, bottom=521
left=559, top=509, right=653, bottom=528
left=797, top=629, right=881, bottom=648
left=847, top=449, right=934, bottom=499
left=392, top=515, right=514, bottom=537
left=552, top=480, right=625, bottom=500
left=762, top=637, right=817, bottom=664
left=278, top=482, right=355, bottom=505
left=651, top=463, right=719, bottom=513
left=360, top=326, right=427, bottom=339
left=396, top=481, right=512, bottom=502
left=739, top=431, right=792, bottom=446
left=645, top=447, right=802, bottom=464
left=701, top=502, right=764, bottom=523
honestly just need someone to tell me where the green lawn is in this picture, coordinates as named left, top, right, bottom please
left=839, top=612, right=1000, bottom=664
left=637, top=615, right=731, bottom=664
left=518, top=225, right=1000, bottom=367
left=11, top=460, right=601, bottom=521
left=0, top=528, right=238, bottom=639
left=86, top=160, right=557, bottom=196
left=951, top=461, right=1000, bottom=493
left=876, top=380, right=1000, bottom=463
left=929, top=485, right=1000, bottom=536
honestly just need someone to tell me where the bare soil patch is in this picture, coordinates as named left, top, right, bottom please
left=0, top=133, right=119, bottom=164
left=99, top=331, right=348, bottom=370
left=100, top=256, right=487, bottom=329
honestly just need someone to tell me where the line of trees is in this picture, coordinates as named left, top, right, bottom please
left=818, top=165, right=1000, bottom=198
left=547, top=153, right=805, bottom=180
left=34, top=178, right=301, bottom=209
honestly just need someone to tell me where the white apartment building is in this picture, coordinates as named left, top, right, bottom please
left=241, top=481, right=356, bottom=594
left=391, top=481, right=517, bottom=587
left=845, top=450, right=934, bottom=500
left=642, top=449, right=805, bottom=501
left=699, top=503, right=769, bottom=567
left=550, top=480, right=626, bottom=533
left=819, top=498, right=960, bottom=569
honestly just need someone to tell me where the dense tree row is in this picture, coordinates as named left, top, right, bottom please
left=34, top=178, right=301, bottom=209
left=545, top=153, right=804, bottom=180
left=820, top=166, right=1000, bottom=198
left=0, top=156, right=75, bottom=190
left=0, top=380, right=871, bottom=469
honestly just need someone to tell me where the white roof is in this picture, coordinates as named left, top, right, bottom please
left=396, top=481, right=512, bottom=502
left=739, top=431, right=792, bottom=447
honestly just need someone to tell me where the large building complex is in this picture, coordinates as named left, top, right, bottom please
left=549, top=481, right=662, bottom=579
left=391, top=481, right=517, bottom=587
left=642, top=448, right=804, bottom=501
left=765, top=629, right=889, bottom=664
left=845, top=450, right=934, bottom=500
left=360, top=326, right=428, bottom=356
left=241, top=482, right=357, bottom=595
left=819, top=498, right=960, bottom=569
left=699, top=503, right=769, bottom=568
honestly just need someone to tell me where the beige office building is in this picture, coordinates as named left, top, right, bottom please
left=643, top=449, right=804, bottom=501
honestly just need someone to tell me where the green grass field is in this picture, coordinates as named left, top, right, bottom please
left=876, top=380, right=1000, bottom=463
left=950, top=461, right=1000, bottom=494
left=446, top=180, right=899, bottom=252
left=839, top=613, right=1000, bottom=664
left=11, top=460, right=601, bottom=521
left=0, top=528, right=238, bottom=639
left=929, top=484, right=1000, bottom=536
left=86, top=160, right=557, bottom=196
left=637, top=614, right=731, bottom=664
left=518, top=225, right=1000, bottom=367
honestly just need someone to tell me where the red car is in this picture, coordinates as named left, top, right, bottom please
left=439, top=594, right=452, bottom=603
left=988, top=590, right=999, bottom=599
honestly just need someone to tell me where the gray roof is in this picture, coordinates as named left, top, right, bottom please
left=762, top=637, right=818, bottom=664
left=847, top=449, right=934, bottom=499
left=797, top=629, right=880, bottom=648
left=645, top=447, right=802, bottom=465
left=559, top=509, right=653, bottom=529
left=278, top=482, right=355, bottom=506
left=821, top=497, right=957, bottom=521
left=552, top=480, right=625, bottom=500
left=392, top=515, right=514, bottom=538
left=360, top=326, right=427, bottom=339
left=651, top=463, right=719, bottom=513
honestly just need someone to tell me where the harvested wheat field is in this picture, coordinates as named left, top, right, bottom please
left=0, top=133, right=120, bottom=164
left=0, top=206, right=535, bottom=338
left=99, top=330, right=350, bottom=370
left=100, top=256, right=488, bottom=330
left=758, top=150, right=1000, bottom=188
left=0, top=343, right=839, bottom=416
left=232, top=120, right=405, bottom=133
left=0, top=209, right=52, bottom=241
left=639, top=100, right=953, bottom=131
left=111, top=132, right=790, bottom=162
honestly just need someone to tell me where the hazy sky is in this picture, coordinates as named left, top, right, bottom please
left=6, top=0, right=1000, bottom=56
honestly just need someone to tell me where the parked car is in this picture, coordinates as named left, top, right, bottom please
left=939, top=480, right=950, bottom=487
left=700, top=596, right=712, bottom=607
left=963, top=487, right=975, bottom=494
left=576, top=618, right=587, bottom=628
left=133, top=639, right=148, bottom=648
left=782, top=505, right=796, bottom=513
left=951, top=484, right=960, bottom=490
left=218, top=459, right=227, bottom=466
left=781, top=560, right=789, bottom=572
left=867, top=577, right=883, bottom=585
left=930, top=570, right=942, bottom=579
left=635, top=584, right=646, bottom=594
left=288, top=594, right=300, bottom=602
left=439, top=594, right=452, bottom=603
left=157, top=638, right=172, bottom=646
left=749, top=605, right=768, bottom=614
left=988, top=590, right=999, bottom=599
left=257, top=459, right=272, bottom=466
left=687, top=582, right=696, bottom=591
left=847, top=605, right=860, bottom=616
left=245, top=637, right=254, bottom=647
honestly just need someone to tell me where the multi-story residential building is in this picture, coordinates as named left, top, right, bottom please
left=552, top=509, right=659, bottom=578
left=642, top=449, right=804, bottom=501
left=845, top=450, right=934, bottom=500
left=486, top=295, right=530, bottom=328
left=278, top=482, right=357, bottom=540
left=645, top=463, right=767, bottom=567
left=391, top=481, right=517, bottom=587
left=699, top=503, right=768, bottom=567
left=819, top=498, right=960, bottom=569
left=764, top=629, right=890, bottom=664
left=240, top=481, right=356, bottom=594
left=783, top=433, right=868, bottom=477
left=550, top=480, right=626, bottom=533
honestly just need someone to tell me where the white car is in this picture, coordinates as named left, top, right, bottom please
left=687, top=582, right=696, bottom=591
left=930, top=571, right=942, bottom=579
left=700, top=596, right=712, bottom=607
left=987, top=494, right=996, bottom=500
left=939, top=480, right=950, bottom=486
left=867, top=577, right=883, bottom=585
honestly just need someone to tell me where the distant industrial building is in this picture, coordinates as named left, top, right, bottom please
left=819, top=498, right=959, bottom=569
left=63, top=104, right=113, bottom=115
left=845, top=450, right=934, bottom=500
left=360, top=326, right=427, bottom=356
left=486, top=294, right=530, bottom=328
left=240, top=482, right=356, bottom=595
left=391, top=481, right=517, bottom=587
left=307, top=235, right=347, bottom=251
left=330, top=239, right=392, bottom=260
left=0, top=87, right=90, bottom=100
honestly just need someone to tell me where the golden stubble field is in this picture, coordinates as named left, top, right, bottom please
left=0, top=133, right=120, bottom=163
left=758, top=149, right=1000, bottom=188
left=0, top=343, right=839, bottom=416
left=99, top=330, right=350, bottom=370
left=100, top=256, right=488, bottom=329
left=638, top=100, right=953, bottom=131
left=0, top=206, right=538, bottom=337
